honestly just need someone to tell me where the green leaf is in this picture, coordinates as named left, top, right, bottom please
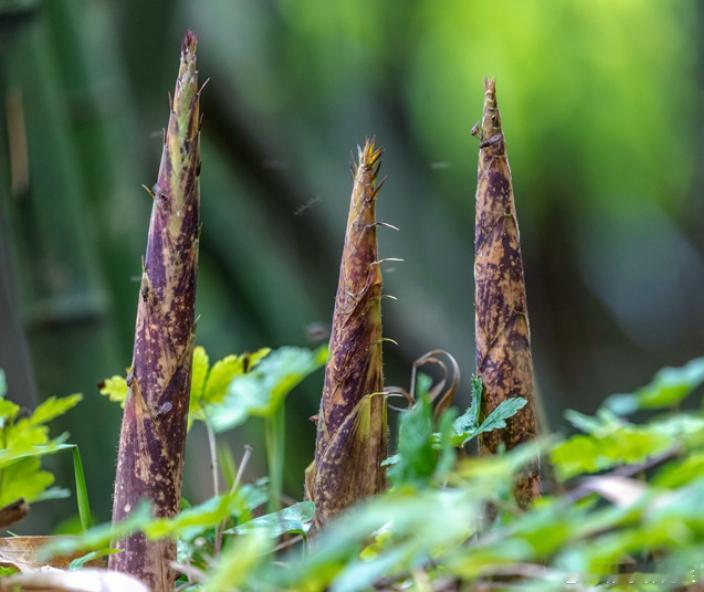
left=0, top=391, right=84, bottom=512
left=190, top=346, right=210, bottom=404
left=387, top=397, right=456, bottom=489
left=232, top=500, right=315, bottom=538
left=0, top=369, right=6, bottom=398
left=564, top=409, right=604, bottom=434
left=0, top=399, right=20, bottom=426
left=452, top=395, right=527, bottom=447
left=39, top=500, right=154, bottom=561
left=205, top=348, right=270, bottom=405
left=456, top=438, right=554, bottom=494
left=145, top=483, right=268, bottom=541
left=604, top=357, right=704, bottom=415
left=34, top=486, right=71, bottom=502
left=550, top=427, right=670, bottom=481
left=189, top=347, right=270, bottom=426
left=0, top=457, right=54, bottom=506
left=209, top=346, right=326, bottom=432
left=100, top=346, right=272, bottom=427
left=0, top=435, right=72, bottom=470
left=415, top=372, right=433, bottom=398
left=475, top=397, right=527, bottom=435
left=204, top=530, right=272, bottom=592
left=280, top=488, right=479, bottom=590
left=68, top=547, right=120, bottom=570
left=387, top=392, right=435, bottom=488
left=453, top=374, right=483, bottom=435
left=434, top=409, right=458, bottom=482
left=29, top=394, right=82, bottom=425
left=654, top=452, right=704, bottom=489
left=98, top=375, right=128, bottom=407
left=331, top=545, right=410, bottom=592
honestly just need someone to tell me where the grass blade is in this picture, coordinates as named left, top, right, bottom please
left=70, top=445, right=92, bottom=531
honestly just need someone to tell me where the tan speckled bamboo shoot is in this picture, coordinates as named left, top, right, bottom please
left=109, top=32, right=201, bottom=590
left=474, top=78, right=539, bottom=507
left=308, top=140, right=387, bottom=528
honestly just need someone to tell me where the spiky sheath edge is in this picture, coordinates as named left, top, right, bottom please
left=310, top=139, right=388, bottom=528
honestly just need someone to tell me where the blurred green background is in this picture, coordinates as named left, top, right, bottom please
left=0, top=0, right=702, bottom=529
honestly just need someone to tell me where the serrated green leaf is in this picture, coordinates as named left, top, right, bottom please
left=0, top=385, right=84, bottom=514
left=550, top=427, right=670, bottom=481
left=0, top=435, right=72, bottom=469
left=476, top=397, right=527, bottom=435
left=189, top=347, right=270, bottom=427
left=232, top=500, right=315, bottom=538
left=99, top=375, right=128, bottom=407
left=453, top=375, right=484, bottom=436
left=5, top=419, right=49, bottom=448
left=0, top=457, right=54, bottom=506
left=204, top=347, right=270, bottom=406
left=29, top=394, right=82, bottom=425
left=452, top=394, right=527, bottom=447
left=102, top=347, right=274, bottom=427
left=0, top=399, right=20, bottom=425
left=209, top=346, right=326, bottom=432
left=605, top=357, right=704, bottom=415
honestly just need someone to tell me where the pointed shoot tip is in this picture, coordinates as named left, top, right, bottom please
left=182, top=30, right=198, bottom=55
left=480, top=77, right=501, bottom=141
left=359, top=137, right=382, bottom=171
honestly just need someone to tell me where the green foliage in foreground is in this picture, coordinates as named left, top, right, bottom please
left=0, top=370, right=83, bottom=508
left=12, top=354, right=704, bottom=590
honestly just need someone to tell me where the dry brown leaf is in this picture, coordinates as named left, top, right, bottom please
left=0, top=536, right=105, bottom=573
left=0, top=568, right=148, bottom=592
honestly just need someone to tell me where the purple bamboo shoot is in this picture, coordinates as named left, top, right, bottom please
left=308, top=140, right=387, bottom=528
left=109, top=31, right=201, bottom=590
left=474, top=78, right=540, bottom=507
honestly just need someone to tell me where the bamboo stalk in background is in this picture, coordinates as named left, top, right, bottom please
left=308, top=139, right=388, bottom=529
left=109, top=32, right=202, bottom=590
left=473, top=78, right=539, bottom=507
left=43, top=0, right=147, bottom=354
left=0, top=2, right=121, bottom=520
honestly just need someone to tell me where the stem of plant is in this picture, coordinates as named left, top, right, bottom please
left=214, top=445, right=253, bottom=556
left=233, top=445, right=253, bottom=492
left=204, top=419, right=220, bottom=498
left=265, top=404, right=285, bottom=512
